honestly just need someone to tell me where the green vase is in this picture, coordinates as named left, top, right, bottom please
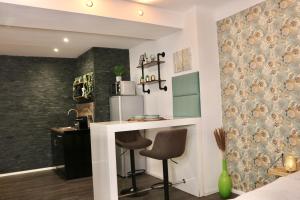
left=218, top=159, right=232, bottom=199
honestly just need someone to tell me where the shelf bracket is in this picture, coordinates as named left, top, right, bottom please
left=157, top=52, right=167, bottom=91
left=141, top=56, right=150, bottom=94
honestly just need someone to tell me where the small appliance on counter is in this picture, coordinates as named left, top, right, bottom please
left=112, top=81, right=136, bottom=96
left=75, top=116, right=88, bottom=130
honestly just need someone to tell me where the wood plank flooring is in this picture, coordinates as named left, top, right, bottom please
left=0, top=170, right=238, bottom=200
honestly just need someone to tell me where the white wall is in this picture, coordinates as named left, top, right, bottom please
left=129, top=6, right=222, bottom=196
left=130, top=7, right=200, bottom=119
left=195, top=6, right=223, bottom=195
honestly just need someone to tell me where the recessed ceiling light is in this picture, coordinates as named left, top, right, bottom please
left=138, top=9, right=144, bottom=16
left=63, top=37, right=69, bottom=43
left=53, top=48, right=59, bottom=53
left=86, top=0, right=93, bottom=7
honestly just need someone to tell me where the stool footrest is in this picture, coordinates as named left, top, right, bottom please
left=120, top=187, right=137, bottom=195
left=151, top=182, right=172, bottom=190
left=119, top=187, right=149, bottom=198
left=127, top=169, right=146, bottom=177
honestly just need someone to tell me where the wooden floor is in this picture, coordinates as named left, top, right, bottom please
left=0, top=170, right=237, bottom=200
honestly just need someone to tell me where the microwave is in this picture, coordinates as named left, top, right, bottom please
left=114, top=81, right=136, bottom=96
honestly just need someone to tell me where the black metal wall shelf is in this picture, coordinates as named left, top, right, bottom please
left=137, top=61, right=165, bottom=69
left=138, top=52, right=167, bottom=94
left=137, top=80, right=166, bottom=85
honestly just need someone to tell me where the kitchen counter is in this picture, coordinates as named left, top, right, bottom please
left=50, top=127, right=77, bottom=134
left=90, top=118, right=205, bottom=200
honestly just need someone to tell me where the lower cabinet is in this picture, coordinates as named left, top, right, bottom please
left=51, top=129, right=92, bottom=179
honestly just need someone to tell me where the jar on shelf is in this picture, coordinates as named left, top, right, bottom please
left=151, top=75, right=156, bottom=81
left=145, top=75, right=150, bottom=82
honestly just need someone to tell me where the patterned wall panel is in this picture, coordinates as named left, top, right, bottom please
left=217, top=0, right=300, bottom=192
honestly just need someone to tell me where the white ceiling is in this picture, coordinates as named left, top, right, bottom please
left=0, top=0, right=246, bottom=58
left=0, top=1, right=181, bottom=58
left=0, top=26, right=147, bottom=58
left=124, top=0, right=240, bottom=11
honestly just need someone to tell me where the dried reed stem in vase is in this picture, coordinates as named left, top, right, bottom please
left=214, top=128, right=226, bottom=158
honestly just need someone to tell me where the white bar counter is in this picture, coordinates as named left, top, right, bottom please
left=90, top=118, right=204, bottom=200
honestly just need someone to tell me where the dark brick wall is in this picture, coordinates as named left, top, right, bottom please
left=0, top=56, right=76, bottom=173
left=92, top=47, right=130, bottom=122
left=0, top=47, right=130, bottom=174
left=76, top=48, right=94, bottom=77
left=75, top=49, right=95, bottom=104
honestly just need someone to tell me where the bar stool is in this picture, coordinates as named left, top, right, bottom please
left=115, top=130, right=152, bottom=195
left=140, top=129, right=187, bottom=200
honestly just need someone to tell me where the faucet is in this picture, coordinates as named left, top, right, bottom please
left=67, top=109, right=78, bottom=118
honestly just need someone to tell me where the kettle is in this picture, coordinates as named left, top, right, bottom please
left=75, top=116, right=88, bottom=130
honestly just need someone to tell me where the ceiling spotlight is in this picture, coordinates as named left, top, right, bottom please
left=86, top=0, right=93, bottom=7
left=53, top=48, right=59, bottom=53
left=138, top=9, right=144, bottom=16
left=63, top=37, right=69, bottom=43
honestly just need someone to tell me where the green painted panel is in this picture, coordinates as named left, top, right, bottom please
left=173, top=95, right=201, bottom=117
left=172, top=72, right=200, bottom=97
left=172, top=72, right=201, bottom=117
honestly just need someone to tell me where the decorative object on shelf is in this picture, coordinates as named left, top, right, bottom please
left=151, top=75, right=156, bottom=81
left=150, top=54, right=156, bottom=62
left=138, top=55, right=144, bottom=68
left=214, top=128, right=232, bottom=199
left=173, top=48, right=192, bottom=73
left=140, top=77, right=145, bottom=84
left=144, top=52, right=149, bottom=63
left=284, top=155, right=297, bottom=172
left=73, top=72, right=94, bottom=101
left=267, top=153, right=299, bottom=177
left=137, top=52, right=167, bottom=94
left=145, top=75, right=150, bottom=82
left=113, top=64, right=126, bottom=82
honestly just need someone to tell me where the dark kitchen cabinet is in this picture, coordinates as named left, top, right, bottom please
left=51, top=128, right=92, bottom=179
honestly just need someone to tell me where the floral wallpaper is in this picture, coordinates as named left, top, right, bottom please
left=217, top=0, right=300, bottom=192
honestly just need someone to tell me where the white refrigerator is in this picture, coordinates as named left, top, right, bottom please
left=109, top=96, right=146, bottom=177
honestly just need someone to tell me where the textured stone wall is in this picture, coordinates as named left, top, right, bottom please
left=0, top=56, right=76, bottom=173
left=0, top=47, right=130, bottom=173
left=76, top=48, right=94, bottom=77
left=93, top=47, right=130, bottom=122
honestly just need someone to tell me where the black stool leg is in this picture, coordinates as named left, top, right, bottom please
left=130, top=149, right=137, bottom=192
left=120, top=150, right=138, bottom=195
left=163, top=159, right=169, bottom=200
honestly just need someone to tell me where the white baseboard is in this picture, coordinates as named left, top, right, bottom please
left=146, top=171, right=245, bottom=197
left=145, top=170, right=163, bottom=180
left=146, top=170, right=200, bottom=197
left=232, top=189, right=245, bottom=195
left=204, top=188, right=218, bottom=196
left=0, top=166, right=63, bottom=178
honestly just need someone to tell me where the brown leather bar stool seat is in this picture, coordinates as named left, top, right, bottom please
left=140, top=129, right=187, bottom=200
left=115, top=130, right=152, bottom=195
